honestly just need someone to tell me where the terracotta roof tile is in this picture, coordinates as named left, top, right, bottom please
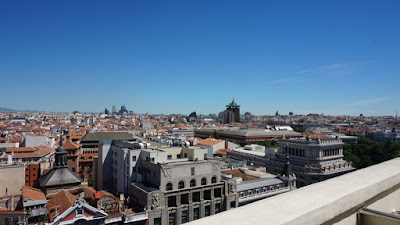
left=198, top=138, right=225, bottom=147
left=47, top=190, right=78, bottom=222
left=5, top=145, right=54, bottom=158
left=21, top=186, right=46, bottom=200
left=63, top=142, right=81, bottom=150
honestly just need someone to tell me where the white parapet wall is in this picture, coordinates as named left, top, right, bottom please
left=188, top=157, right=400, bottom=225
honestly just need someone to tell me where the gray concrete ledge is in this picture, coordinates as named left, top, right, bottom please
left=188, top=157, right=400, bottom=225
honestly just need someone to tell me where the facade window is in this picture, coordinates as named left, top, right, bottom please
left=211, top=176, right=217, bottom=183
left=190, top=179, right=196, bottom=187
left=181, top=210, right=188, bottom=223
left=167, top=155, right=172, bottom=159
left=201, top=178, right=207, bottom=185
left=205, top=205, right=210, bottom=217
left=204, top=190, right=211, bottom=200
left=166, top=183, right=173, bottom=191
left=193, top=208, right=199, bottom=220
left=193, top=192, right=200, bottom=202
left=168, top=196, right=177, bottom=207
left=215, top=203, right=221, bottom=214
left=178, top=181, right=185, bottom=189
left=168, top=213, right=175, bottom=225
left=132, top=156, right=136, bottom=161
left=181, top=194, right=189, bottom=204
left=154, top=218, right=161, bottom=225
left=214, top=188, right=222, bottom=197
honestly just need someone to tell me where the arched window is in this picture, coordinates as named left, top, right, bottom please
left=211, top=176, right=217, bottom=183
left=166, top=183, right=173, bottom=191
left=201, top=178, right=207, bottom=185
left=190, top=179, right=196, bottom=187
left=178, top=181, right=185, bottom=189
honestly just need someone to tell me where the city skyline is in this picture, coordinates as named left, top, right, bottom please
left=1, top=1, right=400, bottom=115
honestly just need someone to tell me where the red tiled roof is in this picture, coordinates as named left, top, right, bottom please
left=198, top=138, right=225, bottom=147
left=63, top=142, right=81, bottom=150
left=5, top=145, right=54, bottom=158
left=0, top=208, right=25, bottom=214
left=6, top=147, right=34, bottom=153
left=22, top=186, right=46, bottom=200
left=303, top=134, right=326, bottom=138
left=215, top=149, right=227, bottom=156
left=47, top=190, right=78, bottom=222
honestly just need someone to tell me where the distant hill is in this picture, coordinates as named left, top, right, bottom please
left=0, top=106, right=43, bottom=113
left=0, top=107, right=17, bottom=112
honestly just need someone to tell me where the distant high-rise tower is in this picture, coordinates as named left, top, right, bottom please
left=112, top=105, right=116, bottom=114
left=226, top=98, right=240, bottom=123
left=119, top=105, right=128, bottom=114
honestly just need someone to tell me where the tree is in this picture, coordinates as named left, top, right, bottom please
left=88, top=175, right=93, bottom=187
left=212, top=130, right=219, bottom=139
left=343, top=137, right=400, bottom=169
left=293, top=126, right=305, bottom=133
left=261, top=139, right=277, bottom=148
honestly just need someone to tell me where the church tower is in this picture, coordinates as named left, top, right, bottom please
left=279, top=154, right=296, bottom=189
left=39, top=130, right=82, bottom=197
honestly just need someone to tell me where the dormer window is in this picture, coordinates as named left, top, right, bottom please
left=76, top=208, right=83, bottom=217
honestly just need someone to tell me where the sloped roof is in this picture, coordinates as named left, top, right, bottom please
left=51, top=199, right=108, bottom=224
left=63, top=142, right=81, bottom=150
left=47, top=190, right=78, bottom=222
left=237, top=178, right=283, bottom=192
left=22, top=186, right=46, bottom=200
left=39, top=167, right=82, bottom=187
left=5, top=145, right=54, bottom=158
left=198, top=138, right=224, bottom=147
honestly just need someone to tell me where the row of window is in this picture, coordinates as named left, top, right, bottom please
left=323, top=149, right=341, bottom=157
left=284, top=147, right=305, bottom=157
left=167, top=203, right=221, bottom=225
left=239, top=184, right=284, bottom=197
left=167, top=189, right=223, bottom=207
left=166, top=176, right=218, bottom=191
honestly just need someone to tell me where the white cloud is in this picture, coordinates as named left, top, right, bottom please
left=272, top=63, right=348, bottom=83
left=355, top=97, right=389, bottom=105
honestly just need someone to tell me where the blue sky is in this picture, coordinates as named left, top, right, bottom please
left=0, top=1, right=399, bottom=116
